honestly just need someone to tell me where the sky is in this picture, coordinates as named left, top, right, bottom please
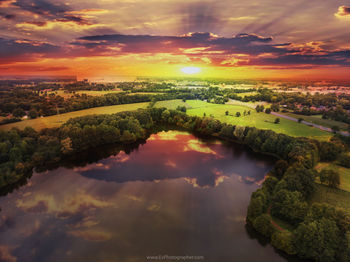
left=0, top=0, right=350, bottom=80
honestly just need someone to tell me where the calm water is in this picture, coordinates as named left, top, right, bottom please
left=0, top=131, right=290, bottom=262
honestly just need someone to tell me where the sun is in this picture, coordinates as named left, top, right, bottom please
left=181, top=66, right=201, bottom=74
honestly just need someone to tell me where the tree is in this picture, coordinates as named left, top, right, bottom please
left=271, top=189, right=307, bottom=224
left=255, top=105, right=265, bottom=113
left=338, top=153, right=350, bottom=168
left=263, top=176, right=278, bottom=194
left=294, top=218, right=341, bottom=261
left=176, top=106, right=186, bottom=112
left=319, top=169, right=340, bottom=188
left=271, top=231, right=296, bottom=255
left=271, top=104, right=280, bottom=112
left=120, top=130, right=136, bottom=143
left=331, top=125, right=340, bottom=133
left=273, top=160, right=289, bottom=179
left=60, top=137, right=73, bottom=154
left=247, top=196, right=265, bottom=223
left=283, top=164, right=316, bottom=198
left=28, top=109, right=38, bottom=119
left=12, top=108, right=25, bottom=118
left=161, top=109, right=170, bottom=121
left=274, top=118, right=280, bottom=124
left=265, top=108, right=271, bottom=114
left=236, top=112, right=241, bottom=117
left=253, top=214, right=274, bottom=238
left=319, top=141, right=342, bottom=162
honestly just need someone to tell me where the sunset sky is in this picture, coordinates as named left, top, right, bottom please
left=0, top=0, right=350, bottom=80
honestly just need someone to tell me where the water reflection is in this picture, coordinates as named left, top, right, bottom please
left=0, top=131, right=293, bottom=262
left=75, top=131, right=272, bottom=188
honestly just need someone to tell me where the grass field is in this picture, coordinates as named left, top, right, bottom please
left=310, top=184, right=350, bottom=211
left=315, top=163, right=350, bottom=192
left=185, top=100, right=331, bottom=140
left=0, top=102, right=149, bottom=131
left=235, top=92, right=258, bottom=97
left=226, top=99, right=268, bottom=107
left=154, top=99, right=189, bottom=110
left=0, top=99, right=332, bottom=140
left=282, top=112, right=348, bottom=131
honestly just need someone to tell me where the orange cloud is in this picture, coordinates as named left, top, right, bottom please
left=335, top=6, right=350, bottom=18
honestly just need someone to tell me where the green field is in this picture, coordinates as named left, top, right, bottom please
left=316, top=163, right=350, bottom=192
left=0, top=102, right=149, bottom=131
left=0, top=99, right=333, bottom=140
left=185, top=100, right=331, bottom=140
left=310, top=184, right=350, bottom=211
left=226, top=99, right=268, bottom=108
left=235, top=92, right=258, bottom=97
left=154, top=99, right=189, bottom=110
left=283, top=112, right=348, bottom=131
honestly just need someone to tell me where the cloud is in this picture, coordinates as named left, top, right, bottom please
left=24, top=21, right=47, bottom=26
left=1, top=28, right=350, bottom=71
left=335, top=6, right=350, bottom=17
left=16, top=190, right=112, bottom=218
left=74, top=32, right=275, bottom=57
left=73, top=32, right=350, bottom=67
left=0, top=38, right=60, bottom=64
left=0, top=12, right=15, bottom=20
left=67, top=229, right=112, bottom=241
left=12, top=0, right=92, bottom=25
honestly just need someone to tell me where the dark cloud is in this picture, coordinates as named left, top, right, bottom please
left=1, top=30, right=350, bottom=68
left=74, top=32, right=350, bottom=67
left=0, top=38, right=61, bottom=64
left=76, top=32, right=275, bottom=55
left=0, top=12, right=15, bottom=20
left=12, top=0, right=69, bottom=16
left=12, top=0, right=91, bottom=25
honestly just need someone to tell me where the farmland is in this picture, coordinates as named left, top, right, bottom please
left=0, top=102, right=149, bottom=131
left=0, top=99, right=332, bottom=140
left=184, top=100, right=331, bottom=140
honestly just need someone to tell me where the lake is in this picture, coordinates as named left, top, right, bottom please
left=0, top=131, right=293, bottom=262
